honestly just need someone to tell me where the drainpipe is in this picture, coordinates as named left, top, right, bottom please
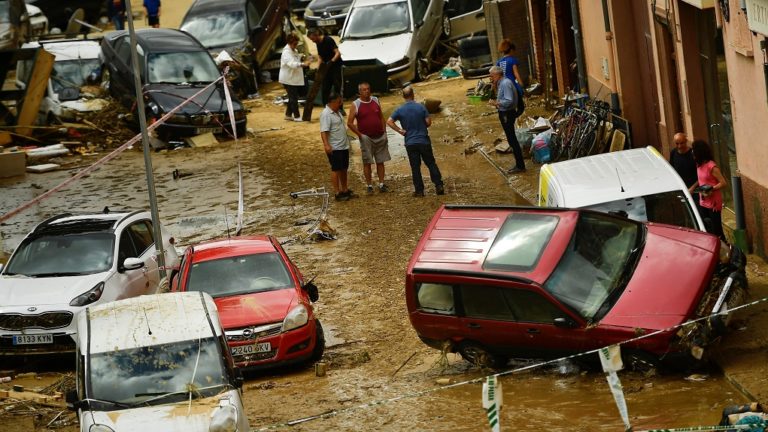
left=731, top=174, right=749, bottom=251
left=600, top=0, right=621, bottom=113
left=569, top=0, right=588, bottom=94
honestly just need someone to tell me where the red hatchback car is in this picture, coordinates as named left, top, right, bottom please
left=172, top=236, right=324, bottom=369
left=406, top=205, right=746, bottom=369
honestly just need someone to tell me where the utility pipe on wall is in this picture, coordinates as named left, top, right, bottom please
left=569, top=0, right=588, bottom=93
left=600, top=0, right=621, bottom=113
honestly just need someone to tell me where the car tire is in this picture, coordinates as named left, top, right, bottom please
left=310, top=319, right=325, bottom=362
left=415, top=53, right=429, bottom=82
left=622, top=349, right=659, bottom=374
left=441, top=14, right=451, bottom=39
left=458, top=342, right=507, bottom=369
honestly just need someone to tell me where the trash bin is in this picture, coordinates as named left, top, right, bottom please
left=342, top=59, right=388, bottom=98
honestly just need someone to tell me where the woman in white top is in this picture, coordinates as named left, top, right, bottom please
left=279, top=33, right=310, bottom=121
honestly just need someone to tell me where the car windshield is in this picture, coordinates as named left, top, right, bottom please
left=51, top=59, right=101, bottom=93
left=147, top=51, right=220, bottom=84
left=484, top=213, right=559, bottom=272
left=0, top=3, right=9, bottom=23
left=4, top=233, right=115, bottom=277
left=344, top=2, right=410, bottom=39
left=186, top=252, right=294, bottom=297
left=88, top=337, right=229, bottom=408
left=544, top=213, right=640, bottom=321
left=181, top=11, right=247, bottom=48
left=585, top=190, right=698, bottom=230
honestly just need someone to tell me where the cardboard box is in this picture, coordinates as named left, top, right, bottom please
left=0, top=152, right=26, bottom=178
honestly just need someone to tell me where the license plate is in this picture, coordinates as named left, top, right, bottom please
left=231, top=342, right=271, bottom=356
left=13, top=334, right=53, bottom=345
left=195, top=127, right=223, bottom=134
left=317, top=19, right=335, bottom=26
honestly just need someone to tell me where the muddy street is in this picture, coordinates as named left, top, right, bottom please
left=0, top=74, right=750, bottom=430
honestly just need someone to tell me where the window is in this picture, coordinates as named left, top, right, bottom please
left=411, top=0, right=429, bottom=24
left=181, top=11, right=247, bottom=48
left=4, top=233, right=115, bottom=276
left=585, top=190, right=697, bottom=229
left=345, top=2, right=410, bottom=39
left=484, top=213, right=559, bottom=272
left=118, top=230, right=138, bottom=265
left=128, top=221, right=154, bottom=256
left=247, top=0, right=263, bottom=27
left=147, top=51, right=220, bottom=84
left=504, top=289, right=562, bottom=323
left=186, top=252, right=293, bottom=297
left=115, top=37, right=132, bottom=65
left=416, top=283, right=454, bottom=315
left=460, top=285, right=513, bottom=320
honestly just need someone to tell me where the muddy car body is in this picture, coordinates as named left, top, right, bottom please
left=0, top=211, right=179, bottom=355
left=180, top=0, right=290, bottom=91
left=69, top=292, right=250, bottom=432
left=441, top=0, right=485, bottom=41
left=304, top=0, right=352, bottom=33
left=0, top=0, right=30, bottom=50
left=17, top=39, right=108, bottom=123
left=100, top=28, right=247, bottom=140
left=339, top=0, right=444, bottom=86
left=172, top=236, right=324, bottom=370
left=405, top=205, right=747, bottom=368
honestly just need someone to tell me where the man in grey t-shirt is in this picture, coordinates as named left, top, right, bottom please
left=320, top=93, right=352, bottom=201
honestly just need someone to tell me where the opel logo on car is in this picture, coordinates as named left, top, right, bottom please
left=27, top=307, right=37, bottom=312
left=242, top=328, right=253, bottom=339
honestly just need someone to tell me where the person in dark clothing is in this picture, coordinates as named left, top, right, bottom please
left=670, top=132, right=702, bottom=213
left=143, top=0, right=161, bottom=28
left=108, top=0, right=126, bottom=31
left=307, top=28, right=343, bottom=111
left=489, top=66, right=525, bottom=174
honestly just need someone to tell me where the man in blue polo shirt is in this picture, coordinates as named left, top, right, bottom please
left=387, top=86, right=444, bottom=197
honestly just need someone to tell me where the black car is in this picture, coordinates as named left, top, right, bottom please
left=303, top=0, right=351, bottom=34
left=100, top=28, right=247, bottom=140
left=180, top=0, right=290, bottom=96
left=290, top=0, right=312, bottom=17
left=25, top=0, right=105, bottom=32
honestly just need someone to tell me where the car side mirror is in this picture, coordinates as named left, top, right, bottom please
left=302, top=279, right=319, bottom=303
left=122, top=257, right=144, bottom=271
left=553, top=317, right=577, bottom=328
left=233, top=368, right=244, bottom=389
left=65, top=390, right=81, bottom=410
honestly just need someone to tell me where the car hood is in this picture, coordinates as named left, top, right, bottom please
left=83, top=393, right=239, bottom=431
left=0, top=273, right=106, bottom=306
left=339, top=33, right=412, bottom=66
left=308, top=0, right=352, bottom=12
left=600, top=225, right=718, bottom=330
left=214, top=289, right=298, bottom=329
left=144, top=83, right=243, bottom=116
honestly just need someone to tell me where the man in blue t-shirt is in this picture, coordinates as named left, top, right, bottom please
left=387, top=86, right=444, bottom=197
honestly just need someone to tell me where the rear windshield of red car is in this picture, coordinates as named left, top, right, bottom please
left=483, top=213, right=559, bottom=272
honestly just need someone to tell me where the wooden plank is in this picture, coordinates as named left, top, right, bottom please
left=0, top=132, right=11, bottom=146
left=0, top=389, right=65, bottom=408
left=15, top=49, right=54, bottom=138
left=302, top=62, right=330, bottom=122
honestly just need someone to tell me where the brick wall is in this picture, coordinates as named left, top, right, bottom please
left=485, top=0, right=535, bottom=85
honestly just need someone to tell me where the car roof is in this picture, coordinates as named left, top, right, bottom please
left=22, top=39, right=101, bottom=60
left=188, top=236, right=278, bottom=263
left=409, top=205, right=578, bottom=284
left=83, top=292, right=222, bottom=353
left=352, top=0, right=406, bottom=7
left=187, top=0, right=245, bottom=14
left=30, top=211, right=144, bottom=236
left=541, top=146, right=686, bottom=207
left=108, top=28, right=205, bottom=52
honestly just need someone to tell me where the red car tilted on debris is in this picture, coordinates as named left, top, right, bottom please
left=405, top=205, right=747, bottom=370
left=172, top=236, right=324, bottom=369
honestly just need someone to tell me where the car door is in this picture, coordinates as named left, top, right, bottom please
left=455, top=283, right=528, bottom=357
left=111, top=228, right=144, bottom=300
left=108, top=36, right=135, bottom=105
left=127, top=220, right=160, bottom=293
left=445, top=0, right=484, bottom=40
left=410, top=0, right=430, bottom=54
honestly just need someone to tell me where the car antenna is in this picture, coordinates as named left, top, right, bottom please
left=224, top=207, right=231, bottom=240
left=143, top=307, right=153, bottom=335
left=615, top=168, right=625, bottom=193
left=103, top=206, right=110, bottom=214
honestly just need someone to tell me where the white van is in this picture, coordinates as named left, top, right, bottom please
left=68, top=292, right=250, bottom=432
left=538, top=146, right=705, bottom=231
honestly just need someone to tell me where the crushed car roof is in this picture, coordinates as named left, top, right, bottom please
left=84, top=292, right=221, bottom=353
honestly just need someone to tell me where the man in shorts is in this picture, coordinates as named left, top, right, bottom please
left=320, top=93, right=352, bottom=201
left=143, top=0, right=161, bottom=28
left=347, top=82, right=390, bottom=193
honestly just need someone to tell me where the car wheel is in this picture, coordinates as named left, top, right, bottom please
left=441, top=14, right=451, bottom=39
left=622, top=349, right=659, bottom=375
left=415, top=53, right=429, bottom=82
left=310, top=319, right=325, bottom=362
left=458, top=342, right=507, bottom=369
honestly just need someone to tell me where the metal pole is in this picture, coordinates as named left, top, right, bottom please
left=125, top=0, right=167, bottom=279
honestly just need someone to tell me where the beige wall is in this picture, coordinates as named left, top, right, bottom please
left=577, top=0, right=613, bottom=100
